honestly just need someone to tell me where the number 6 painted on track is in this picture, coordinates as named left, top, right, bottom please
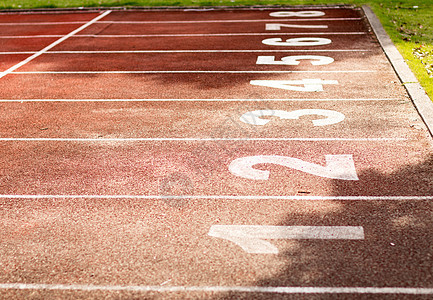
left=229, top=155, right=359, bottom=180
left=262, top=37, right=331, bottom=46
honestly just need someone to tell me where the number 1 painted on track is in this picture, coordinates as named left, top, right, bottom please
left=208, top=225, right=364, bottom=254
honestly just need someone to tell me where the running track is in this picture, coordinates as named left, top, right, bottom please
left=0, top=6, right=433, bottom=299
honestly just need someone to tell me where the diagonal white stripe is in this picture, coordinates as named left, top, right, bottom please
left=0, top=10, right=111, bottom=80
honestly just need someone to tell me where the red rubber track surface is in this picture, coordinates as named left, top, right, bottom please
left=0, top=7, right=433, bottom=299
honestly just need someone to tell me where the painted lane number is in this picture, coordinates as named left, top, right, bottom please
left=209, top=225, right=364, bottom=254
left=229, top=155, right=359, bottom=180
left=256, top=55, right=334, bottom=66
left=262, top=37, right=331, bottom=46
left=240, top=109, right=345, bottom=126
left=269, top=11, right=325, bottom=17
left=250, top=79, right=338, bottom=92
left=266, top=23, right=328, bottom=30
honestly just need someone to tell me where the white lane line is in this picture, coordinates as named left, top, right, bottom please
left=0, top=32, right=366, bottom=39
left=0, top=283, right=432, bottom=294
left=0, top=50, right=374, bottom=55
left=0, top=10, right=112, bottom=80
left=0, top=195, right=431, bottom=200
left=0, top=52, right=37, bottom=55
left=49, top=49, right=373, bottom=53
left=0, top=35, right=64, bottom=38
left=0, top=18, right=362, bottom=26
left=11, top=70, right=375, bottom=74
left=95, top=18, right=363, bottom=24
left=208, top=225, right=364, bottom=254
left=0, top=98, right=401, bottom=102
left=0, top=22, right=88, bottom=25
left=70, top=32, right=366, bottom=37
left=0, top=138, right=406, bottom=142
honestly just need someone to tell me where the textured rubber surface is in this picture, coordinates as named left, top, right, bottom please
left=0, top=7, right=432, bottom=299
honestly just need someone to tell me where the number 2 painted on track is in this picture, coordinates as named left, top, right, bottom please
left=229, top=155, right=359, bottom=180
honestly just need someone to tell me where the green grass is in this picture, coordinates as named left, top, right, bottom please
left=0, top=0, right=432, bottom=100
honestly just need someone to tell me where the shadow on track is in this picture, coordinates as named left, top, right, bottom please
left=212, top=154, right=433, bottom=299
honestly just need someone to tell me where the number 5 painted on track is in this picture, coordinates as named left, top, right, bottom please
left=256, top=55, right=334, bottom=66
left=229, top=155, right=359, bottom=180
left=240, top=109, right=345, bottom=126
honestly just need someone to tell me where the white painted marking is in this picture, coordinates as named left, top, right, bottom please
left=229, top=155, right=359, bottom=180
left=0, top=11, right=112, bottom=80
left=0, top=98, right=400, bottom=102
left=94, top=17, right=362, bottom=24
left=250, top=79, right=339, bottom=92
left=70, top=32, right=365, bottom=37
left=1, top=283, right=433, bottom=294
left=256, top=55, right=334, bottom=65
left=0, top=52, right=38, bottom=55
left=208, top=225, right=364, bottom=254
left=240, top=109, right=345, bottom=126
left=270, top=11, right=326, bottom=18
left=0, top=50, right=373, bottom=54
left=0, top=138, right=405, bottom=142
left=0, top=35, right=63, bottom=38
left=266, top=23, right=328, bottom=30
left=11, top=70, right=372, bottom=74
left=0, top=195, right=431, bottom=201
left=0, top=22, right=88, bottom=25
left=262, top=37, right=332, bottom=46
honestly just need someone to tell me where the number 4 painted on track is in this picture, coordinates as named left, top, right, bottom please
left=250, top=79, right=338, bottom=92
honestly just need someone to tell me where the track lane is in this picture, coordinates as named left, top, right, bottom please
left=17, top=51, right=384, bottom=72
left=0, top=100, right=424, bottom=139
left=0, top=140, right=431, bottom=196
left=0, top=72, right=406, bottom=99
